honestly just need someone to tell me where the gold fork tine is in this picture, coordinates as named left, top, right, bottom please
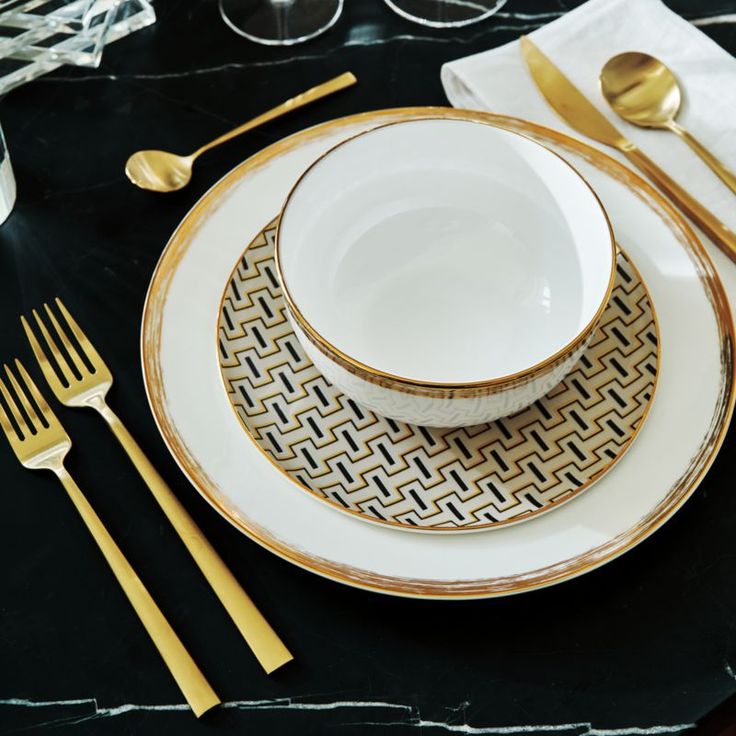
left=29, top=309, right=76, bottom=386
left=3, top=364, right=37, bottom=435
left=0, top=358, right=219, bottom=717
left=23, top=299, right=293, bottom=673
left=15, top=359, right=53, bottom=420
left=43, top=302, right=88, bottom=377
left=55, top=298, right=107, bottom=369
left=0, top=376, right=23, bottom=442
left=20, top=315, right=66, bottom=398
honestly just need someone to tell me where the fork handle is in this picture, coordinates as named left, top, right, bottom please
left=99, top=404, right=293, bottom=674
left=56, top=467, right=219, bottom=717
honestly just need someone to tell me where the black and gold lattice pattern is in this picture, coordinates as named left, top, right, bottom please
left=218, top=219, right=659, bottom=531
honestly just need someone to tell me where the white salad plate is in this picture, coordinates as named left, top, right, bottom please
left=141, top=108, right=735, bottom=599
left=218, top=221, right=658, bottom=533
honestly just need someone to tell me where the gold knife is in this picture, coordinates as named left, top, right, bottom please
left=520, top=35, right=736, bottom=263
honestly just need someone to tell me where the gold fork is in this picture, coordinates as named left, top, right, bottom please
left=22, top=299, right=292, bottom=674
left=0, top=360, right=219, bottom=717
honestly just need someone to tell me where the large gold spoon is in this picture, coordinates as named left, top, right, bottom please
left=126, top=72, right=357, bottom=192
left=600, top=52, right=736, bottom=195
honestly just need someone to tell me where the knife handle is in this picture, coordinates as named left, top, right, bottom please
left=623, top=145, right=736, bottom=263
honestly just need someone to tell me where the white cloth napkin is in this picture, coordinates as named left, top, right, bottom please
left=441, top=0, right=736, bottom=276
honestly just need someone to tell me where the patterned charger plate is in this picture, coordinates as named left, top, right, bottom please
left=218, top=218, right=659, bottom=532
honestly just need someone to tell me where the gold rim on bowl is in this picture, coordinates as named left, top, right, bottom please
left=275, top=117, right=618, bottom=399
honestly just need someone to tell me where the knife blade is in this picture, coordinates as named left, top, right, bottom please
left=520, top=36, right=630, bottom=150
left=520, top=35, right=736, bottom=263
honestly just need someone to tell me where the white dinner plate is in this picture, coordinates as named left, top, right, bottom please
left=141, top=108, right=735, bottom=599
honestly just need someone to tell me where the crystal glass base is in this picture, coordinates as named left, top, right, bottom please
left=383, top=0, right=507, bottom=28
left=0, top=0, right=156, bottom=95
left=219, top=0, right=343, bottom=46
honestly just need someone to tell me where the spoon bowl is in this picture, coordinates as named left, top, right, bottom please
left=124, top=72, right=357, bottom=193
left=600, top=52, right=681, bottom=128
left=125, top=150, right=194, bottom=193
left=600, top=51, right=736, bottom=196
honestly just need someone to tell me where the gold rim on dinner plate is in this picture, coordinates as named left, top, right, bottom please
left=275, top=117, right=618, bottom=399
left=141, top=107, right=735, bottom=599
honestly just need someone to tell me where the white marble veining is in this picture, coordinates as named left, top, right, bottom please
left=0, top=697, right=695, bottom=734
left=35, top=9, right=736, bottom=85
left=691, top=13, right=736, bottom=26
left=495, top=10, right=564, bottom=20
left=0, top=696, right=411, bottom=729
left=363, top=722, right=694, bottom=734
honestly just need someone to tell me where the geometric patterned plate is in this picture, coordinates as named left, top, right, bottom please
left=218, top=218, right=659, bottom=532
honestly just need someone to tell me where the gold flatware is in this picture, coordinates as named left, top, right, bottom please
left=22, top=299, right=293, bottom=674
left=600, top=51, right=736, bottom=196
left=125, top=71, right=357, bottom=192
left=0, top=361, right=219, bottom=718
left=520, top=36, right=736, bottom=263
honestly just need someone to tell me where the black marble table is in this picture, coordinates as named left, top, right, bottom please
left=1, top=1, right=736, bottom=734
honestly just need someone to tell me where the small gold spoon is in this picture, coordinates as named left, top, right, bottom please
left=600, top=52, right=736, bottom=195
left=126, top=72, right=357, bottom=192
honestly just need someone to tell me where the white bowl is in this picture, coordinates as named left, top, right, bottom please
left=276, top=118, right=616, bottom=427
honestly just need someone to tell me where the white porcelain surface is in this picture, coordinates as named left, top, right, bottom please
left=279, top=119, right=614, bottom=383
left=141, top=109, right=734, bottom=598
